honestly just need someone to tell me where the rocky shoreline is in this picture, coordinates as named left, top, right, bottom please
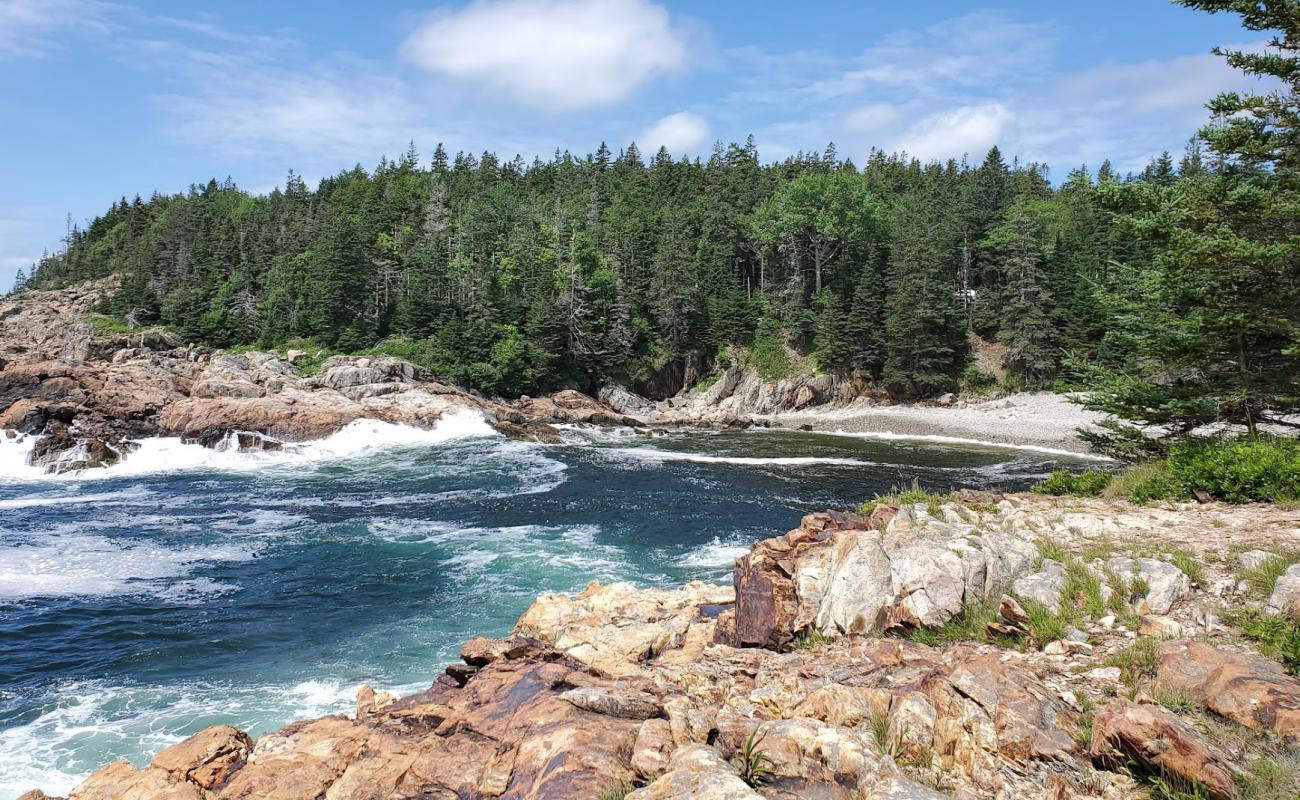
left=17, top=493, right=1300, bottom=800
left=1, top=281, right=1101, bottom=477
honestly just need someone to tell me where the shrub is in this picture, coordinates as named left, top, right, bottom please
left=961, top=365, right=998, bottom=394
left=748, top=318, right=792, bottom=381
left=1031, top=469, right=1113, bottom=497
left=1125, top=437, right=1300, bottom=504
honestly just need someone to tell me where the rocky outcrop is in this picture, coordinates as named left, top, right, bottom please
left=0, top=284, right=643, bottom=472
left=1157, top=640, right=1300, bottom=742
left=727, top=504, right=1038, bottom=648
left=600, top=364, right=874, bottom=427
left=1089, top=700, right=1241, bottom=799
left=24, top=496, right=1300, bottom=800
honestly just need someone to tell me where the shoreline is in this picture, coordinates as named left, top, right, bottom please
left=758, top=391, right=1104, bottom=455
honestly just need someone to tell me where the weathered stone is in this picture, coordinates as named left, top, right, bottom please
left=1138, top=615, right=1187, bottom=639
left=1157, top=640, right=1300, bottom=742
left=560, top=686, right=662, bottom=719
left=1013, top=559, right=1068, bottom=613
left=624, top=744, right=760, bottom=800
left=1106, top=556, right=1191, bottom=615
left=149, top=725, right=252, bottom=790
left=1266, top=563, right=1300, bottom=617
left=1090, top=699, right=1241, bottom=799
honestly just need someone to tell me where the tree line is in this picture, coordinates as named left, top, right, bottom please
left=17, top=141, right=1172, bottom=396
left=16, top=0, right=1299, bottom=455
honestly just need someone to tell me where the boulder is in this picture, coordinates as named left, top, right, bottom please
left=1266, top=563, right=1300, bottom=616
left=515, top=581, right=732, bottom=676
left=1106, top=556, right=1191, bottom=615
left=560, top=686, right=662, bottom=720
left=1089, top=699, right=1241, bottom=799
left=625, top=744, right=760, bottom=800
left=149, top=725, right=252, bottom=790
left=1238, top=549, right=1277, bottom=571
left=1157, top=640, right=1300, bottom=742
left=1012, top=559, right=1068, bottom=613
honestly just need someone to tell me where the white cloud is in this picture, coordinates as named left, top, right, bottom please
left=0, top=0, right=114, bottom=58
left=893, top=104, right=1017, bottom=162
left=641, top=111, right=709, bottom=155
left=402, top=0, right=689, bottom=110
left=843, top=103, right=899, bottom=133
left=1059, top=48, right=1261, bottom=115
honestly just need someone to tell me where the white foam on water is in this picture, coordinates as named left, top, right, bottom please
left=0, top=485, right=153, bottom=511
left=0, top=533, right=254, bottom=601
left=675, top=536, right=753, bottom=568
left=0, top=674, right=419, bottom=800
left=0, top=410, right=499, bottom=482
left=811, top=428, right=1113, bottom=461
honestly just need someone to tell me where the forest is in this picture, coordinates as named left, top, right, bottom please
left=15, top=0, right=1299, bottom=456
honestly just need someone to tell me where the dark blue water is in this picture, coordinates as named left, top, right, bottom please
left=0, top=414, right=1098, bottom=797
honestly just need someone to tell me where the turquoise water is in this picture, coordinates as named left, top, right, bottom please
left=0, top=413, right=1100, bottom=797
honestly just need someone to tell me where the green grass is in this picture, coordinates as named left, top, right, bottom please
left=734, top=731, right=774, bottom=788
left=1104, top=638, right=1159, bottom=690
left=793, top=629, right=834, bottom=651
left=595, top=781, right=636, bottom=800
left=1232, top=609, right=1300, bottom=675
left=87, top=313, right=138, bottom=334
left=901, top=598, right=1010, bottom=647
left=1167, top=550, right=1204, bottom=585
left=859, top=480, right=952, bottom=519
left=1148, top=684, right=1203, bottom=715
left=1238, top=554, right=1296, bottom=599
left=1019, top=597, right=1067, bottom=644
left=1031, top=469, right=1113, bottom=497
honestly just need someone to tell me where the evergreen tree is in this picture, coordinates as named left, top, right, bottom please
left=1082, top=0, right=1300, bottom=450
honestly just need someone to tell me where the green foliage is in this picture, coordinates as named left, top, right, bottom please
left=1080, top=1, right=1300, bottom=446
left=792, top=629, right=833, bottom=651
left=961, top=364, right=999, bottom=394
left=868, top=713, right=908, bottom=759
left=747, top=318, right=793, bottom=380
left=903, top=598, right=1006, bottom=646
left=1031, top=469, right=1113, bottom=497
left=1104, top=638, right=1159, bottom=689
left=1234, top=609, right=1300, bottom=675
left=595, top=781, right=636, bottom=800
left=87, top=313, right=138, bottom=334
left=1124, top=437, right=1300, bottom=504
left=734, top=731, right=774, bottom=788
left=1238, top=555, right=1296, bottom=598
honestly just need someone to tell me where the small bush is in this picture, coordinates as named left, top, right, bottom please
left=1020, top=597, right=1066, bottom=644
left=1125, top=437, right=1300, bottom=504
left=748, top=318, right=793, bottom=381
left=961, top=365, right=998, bottom=394
left=1031, top=469, right=1113, bottom=497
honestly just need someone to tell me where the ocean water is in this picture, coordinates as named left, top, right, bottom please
left=0, top=411, right=1102, bottom=797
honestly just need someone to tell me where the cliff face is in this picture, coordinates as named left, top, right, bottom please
left=0, top=284, right=642, bottom=473
left=27, top=495, right=1300, bottom=800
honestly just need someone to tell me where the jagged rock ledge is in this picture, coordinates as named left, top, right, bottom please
left=23, top=494, right=1300, bottom=800
left=0, top=281, right=661, bottom=474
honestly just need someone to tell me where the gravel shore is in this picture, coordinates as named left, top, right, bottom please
left=763, top=392, right=1107, bottom=455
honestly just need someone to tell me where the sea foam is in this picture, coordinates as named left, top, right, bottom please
left=0, top=410, right=498, bottom=482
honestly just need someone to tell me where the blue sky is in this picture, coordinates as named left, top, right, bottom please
left=0, top=0, right=1265, bottom=289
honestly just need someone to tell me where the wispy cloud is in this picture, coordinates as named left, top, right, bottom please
left=402, top=0, right=691, bottom=111
left=0, top=0, right=115, bottom=59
